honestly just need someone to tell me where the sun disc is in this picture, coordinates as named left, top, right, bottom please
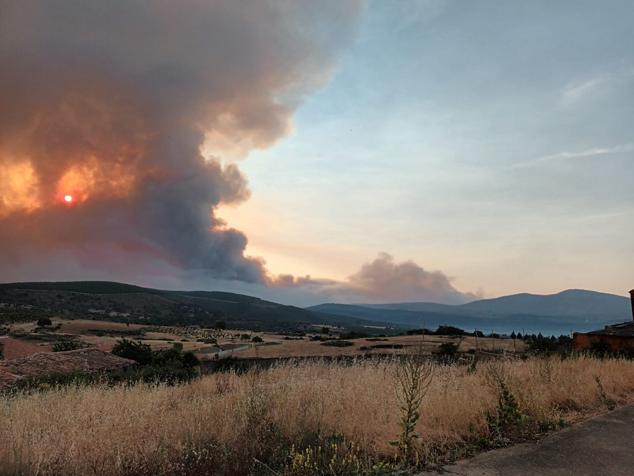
left=64, top=194, right=73, bottom=203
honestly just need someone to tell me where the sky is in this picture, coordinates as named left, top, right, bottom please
left=1, top=1, right=633, bottom=306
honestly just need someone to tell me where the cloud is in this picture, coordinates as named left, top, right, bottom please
left=562, top=67, right=634, bottom=104
left=512, top=143, right=634, bottom=169
left=273, top=253, right=476, bottom=304
left=0, top=1, right=362, bottom=283
left=562, top=76, right=608, bottom=104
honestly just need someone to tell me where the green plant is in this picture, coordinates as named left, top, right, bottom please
left=251, top=335, right=263, bottom=343
left=438, top=342, right=458, bottom=356
left=320, top=340, right=353, bottom=347
left=391, top=351, right=433, bottom=464
left=595, top=376, right=616, bottom=410
left=485, top=371, right=529, bottom=446
left=112, top=339, right=153, bottom=365
left=36, top=317, right=52, bottom=327
left=287, top=435, right=373, bottom=476
left=52, top=340, right=84, bottom=352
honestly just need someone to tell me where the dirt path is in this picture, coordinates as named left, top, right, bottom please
left=420, top=405, right=634, bottom=476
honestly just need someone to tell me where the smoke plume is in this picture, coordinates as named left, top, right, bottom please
left=270, top=253, right=477, bottom=305
left=0, top=1, right=362, bottom=283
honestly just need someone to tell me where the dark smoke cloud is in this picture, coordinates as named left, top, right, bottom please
left=0, top=1, right=362, bottom=283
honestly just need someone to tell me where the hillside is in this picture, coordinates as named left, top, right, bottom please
left=0, top=281, right=395, bottom=333
left=309, top=289, right=632, bottom=335
left=458, top=289, right=630, bottom=320
left=364, top=289, right=631, bottom=320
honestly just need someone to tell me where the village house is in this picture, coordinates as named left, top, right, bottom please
left=573, top=290, right=634, bottom=351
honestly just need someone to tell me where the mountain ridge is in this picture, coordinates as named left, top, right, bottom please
left=309, top=289, right=631, bottom=335
left=0, top=281, right=397, bottom=333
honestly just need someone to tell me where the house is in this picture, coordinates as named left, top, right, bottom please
left=573, top=289, right=634, bottom=351
left=0, top=347, right=135, bottom=390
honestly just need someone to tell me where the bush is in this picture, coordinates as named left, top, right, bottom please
left=340, top=331, right=369, bottom=340
left=37, top=317, right=52, bottom=327
left=435, top=325, right=465, bottom=336
left=406, top=329, right=433, bottom=336
left=486, top=379, right=530, bottom=446
left=321, top=340, right=354, bottom=347
left=111, top=339, right=153, bottom=365
left=391, top=351, right=433, bottom=464
left=251, top=336, right=263, bottom=343
left=438, top=342, right=458, bottom=356
left=52, top=340, right=84, bottom=352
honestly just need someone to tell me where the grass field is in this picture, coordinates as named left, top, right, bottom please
left=4, top=318, right=527, bottom=361
left=1, top=355, right=633, bottom=475
left=239, top=333, right=525, bottom=358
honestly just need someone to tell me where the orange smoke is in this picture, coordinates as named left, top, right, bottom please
left=0, top=160, right=41, bottom=217
left=55, top=156, right=136, bottom=205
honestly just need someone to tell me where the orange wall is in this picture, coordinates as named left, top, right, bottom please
left=574, top=333, right=634, bottom=351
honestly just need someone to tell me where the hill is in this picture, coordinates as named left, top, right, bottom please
left=309, top=289, right=632, bottom=335
left=0, top=281, right=395, bottom=333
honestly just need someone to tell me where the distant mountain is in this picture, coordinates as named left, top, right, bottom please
left=458, top=289, right=630, bottom=320
left=309, top=289, right=632, bottom=335
left=0, top=281, right=396, bottom=333
left=365, top=289, right=630, bottom=320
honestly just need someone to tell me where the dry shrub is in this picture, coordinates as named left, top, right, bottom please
left=1, top=356, right=634, bottom=475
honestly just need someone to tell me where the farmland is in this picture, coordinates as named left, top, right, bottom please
left=2, top=318, right=525, bottom=362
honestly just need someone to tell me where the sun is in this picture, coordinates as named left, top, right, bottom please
left=64, top=194, right=73, bottom=203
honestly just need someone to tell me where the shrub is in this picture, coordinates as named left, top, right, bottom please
left=320, top=340, right=353, bottom=347
left=52, top=340, right=84, bottom=352
left=392, top=350, right=433, bottom=464
left=37, top=317, right=52, bottom=327
left=485, top=369, right=530, bottom=446
left=251, top=336, right=263, bottom=343
left=438, top=342, right=458, bottom=356
left=340, top=331, right=369, bottom=339
left=111, top=339, right=153, bottom=365
left=435, top=325, right=465, bottom=336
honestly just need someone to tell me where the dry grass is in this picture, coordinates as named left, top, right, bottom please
left=1, top=355, right=633, bottom=475
left=239, top=334, right=525, bottom=359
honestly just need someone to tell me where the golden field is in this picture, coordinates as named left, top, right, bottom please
left=5, top=318, right=526, bottom=361
left=1, top=355, right=633, bottom=475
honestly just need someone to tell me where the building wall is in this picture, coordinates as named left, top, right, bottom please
left=573, top=333, right=634, bottom=351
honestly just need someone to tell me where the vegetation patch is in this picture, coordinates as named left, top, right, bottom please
left=320, top=340, right=354, bottom=347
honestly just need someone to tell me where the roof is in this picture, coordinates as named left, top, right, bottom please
left=585, top=321, right=634, bottom=337
left=0, top=336, right=44, bottom=359
left=0, top=348, right=135, bottom=390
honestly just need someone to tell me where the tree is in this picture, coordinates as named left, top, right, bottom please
left=435, top=325, right=465, bottom=336
left=111, top=339, right=153, bottom=365
left=37, top=317, right=52, bottom=327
